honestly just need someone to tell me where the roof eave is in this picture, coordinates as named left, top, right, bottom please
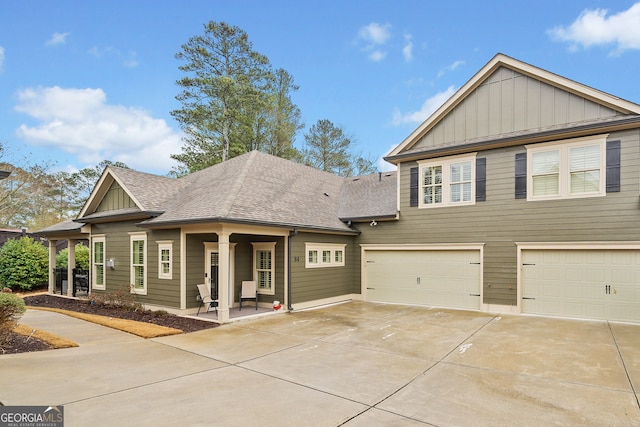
left=385, top=115, right=640, bottom=164
left=138, top=216, right=359, bottom=235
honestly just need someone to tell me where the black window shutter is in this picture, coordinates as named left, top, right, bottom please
left=515, top=153, right=527, bottom=199
left=606, top=140, right=621, bottom=193
left=476, top=158, right=486, bottom=202
left=409, top=167, right=418, bottom=207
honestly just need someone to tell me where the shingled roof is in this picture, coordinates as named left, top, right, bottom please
left=80, top=151, right=397, bottom=234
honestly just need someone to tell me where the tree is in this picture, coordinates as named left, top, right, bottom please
left=0, top=237, right=48, bottom=290
left=171, top=21, right=272, bottom=171
left=302, top=119, right=377, bottom=177
left=170, top=22, right=302, bottom=174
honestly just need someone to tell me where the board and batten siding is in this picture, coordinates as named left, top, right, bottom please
left=357, top=129, right=640, bottom=306
left=96, top=182, right=137, bottom=212
left=290, top=232, right=358, bottom=304
left=414, top=67, right=621, bottom=151
left=90, top=222, right=181, bottom=308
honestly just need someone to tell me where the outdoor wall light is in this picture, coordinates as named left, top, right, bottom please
left=106, top=259, right=116, bottom=269
left=370, top=220, right=378, bottom=227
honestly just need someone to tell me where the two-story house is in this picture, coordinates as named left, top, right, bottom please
left=38, top=53, right=640, bottom=324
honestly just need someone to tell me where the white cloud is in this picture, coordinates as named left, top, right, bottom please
left=548, top=3, right=640, bottom=54
left=402, top=34, right=413, bottom=62
left=0, top=46, right=4, bottom=73
left=369, top=50, right=387, bottom=61
left=358, top=22, right=392, bottom=45
left=392, top=86, right=457, bottom=126
left=14, top=86, right=181, bottom=172
left=89, top=46, right=139, bottom=68
left=437, top=60, right=465, bottom=78
left=377, top=144, right=398, bottom=172
left=45, top=32, right=70, bottom=46
left=357, top=22, right=392, bottom=61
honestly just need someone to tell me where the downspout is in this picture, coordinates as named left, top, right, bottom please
left=287, top=228, right=298, bottom=311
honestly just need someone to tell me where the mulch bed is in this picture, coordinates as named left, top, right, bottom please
left=1, top=294, right=218, bottom=355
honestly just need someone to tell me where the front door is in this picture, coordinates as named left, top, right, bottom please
left=209, top=252, right=219, bottom=301
left=204, top=243, right=235, bottom=307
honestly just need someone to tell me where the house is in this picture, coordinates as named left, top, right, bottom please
left=38, top=53, right=640, bottom=324
left=37, top=151, right=396, bottom=322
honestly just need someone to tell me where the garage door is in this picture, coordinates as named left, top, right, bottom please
left=521, top=250, right=640, bottom=323
left=364, top=249, right=481, bottom=310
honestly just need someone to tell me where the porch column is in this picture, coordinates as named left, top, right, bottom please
left=48, top=240, right=57, bottom=294
left=67, top=239, right=76, bottom=297
left=217, top=232, right=230, bottom=322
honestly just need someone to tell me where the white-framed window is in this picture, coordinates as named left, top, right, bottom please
left=527, top=135, right=606, bottom=201
left=91, top=235, right=106, bottom=290
left=252, top=242, right=276, bottom=295
left=305, top=243, right=346, bottom=268
left=130, top=233, right=147, bottom=295
left=157, top=241, right=173, bottom=280
left=418, top=154, right=476, bottom=208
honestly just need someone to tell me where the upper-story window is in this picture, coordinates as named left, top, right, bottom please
left=527, top=136, right=606, bottom=201
left=418, top=154, right=477, bottom=208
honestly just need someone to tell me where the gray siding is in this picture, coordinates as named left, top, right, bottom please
left=358, top=129, right=640, bottom=306
left=90, top=222, right=181, bottom=308
left=290, top=232, right=358, bottom=304
left=96, top=182, right=136, bottom=212
left=185, top=233, right=285, bottom=309
left=415, top=67, right=621, bottom=150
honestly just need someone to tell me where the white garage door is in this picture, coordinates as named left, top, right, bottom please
left=521, top=249, right=640, bottom=323
left=364, top=249, right=481, bottom=310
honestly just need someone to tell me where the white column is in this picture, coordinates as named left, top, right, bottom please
left=67, top=239, right=76, bottom=297
left=217, top=232, right=230, bottom=322
left=48, top=240, right=57, bottom=293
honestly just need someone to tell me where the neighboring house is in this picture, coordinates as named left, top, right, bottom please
left=38, top=53, right=640, bottom=324
left=0, top=228, right=46, bottom=246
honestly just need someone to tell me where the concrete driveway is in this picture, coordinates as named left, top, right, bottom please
left=2, top=301, right=639, bottom=426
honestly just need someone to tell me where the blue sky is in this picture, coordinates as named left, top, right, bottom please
left=1, top=1, right=640, bottom=175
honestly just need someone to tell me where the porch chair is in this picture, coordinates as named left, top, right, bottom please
left=239, top=280, right=258, bottom=311
left=196, top=284, right=218, bottom=316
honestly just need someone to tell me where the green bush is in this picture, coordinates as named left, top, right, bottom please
left=0, top=237, right=49, bottom=290
left=56, top=244, right=90, bottom=270
left=0, top=292, right=26, bottom=345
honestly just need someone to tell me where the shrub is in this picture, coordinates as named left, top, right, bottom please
left=0, top=292, right=26, bottom=346
left=55, top=244, right=90, bottom=270
left=88, top=288, right=144, bottom=312
left=0, top=237, right=48, bottom=291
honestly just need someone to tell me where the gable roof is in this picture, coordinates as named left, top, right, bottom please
left=387, top=53, right=640, bottom=162
left=75, top=151, right=394, bottom=234
left=78, top=166, right=187, bottom=220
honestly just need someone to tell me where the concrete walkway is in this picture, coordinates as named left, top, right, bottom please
left=2, top=302, right=639, bottom=426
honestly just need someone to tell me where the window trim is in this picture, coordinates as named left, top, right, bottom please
left=157, top=240, right=173, bottom=280
left=417, top=153, right=477, bottom=208
left=526, top=135, right=607, bottom=201
left=130, top=232, right=147, bottom=295
left=305, top=243, right=346, bottom=268
left=252, top=242, right=276, bottom=295
left=91, top=235, right=106, bottom=290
